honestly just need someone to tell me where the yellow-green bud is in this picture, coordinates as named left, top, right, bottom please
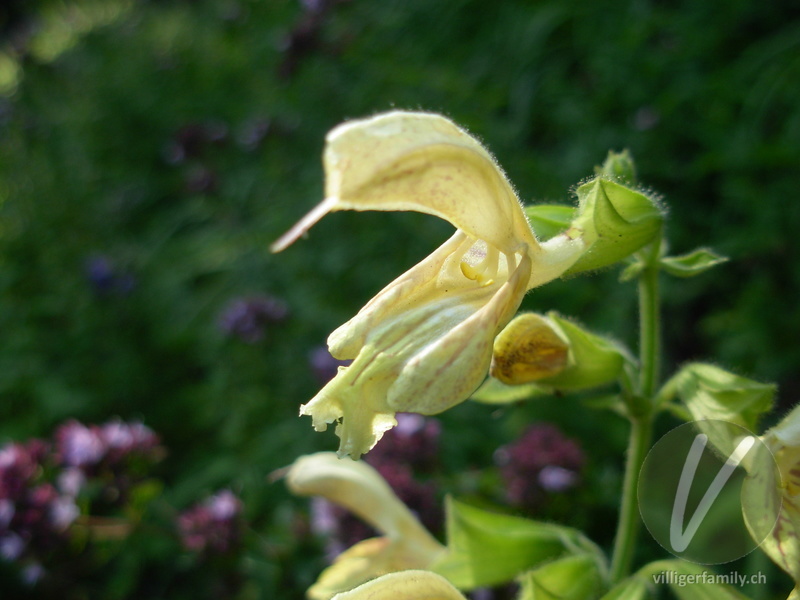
left=490, top=313, right=570, bottom=385
left=490, top=312, right=631, bottom=392
left=566, top=177, right=663, bottom=275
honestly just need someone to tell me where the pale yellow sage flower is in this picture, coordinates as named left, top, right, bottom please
left=752, top=405, right=800, bottom=600
left=285, top=452, right=445, bottom=600
left=272, top=111, right=586, bottom=458
left=331, top=570, right=467, bottom=600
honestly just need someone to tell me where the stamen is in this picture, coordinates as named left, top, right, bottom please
left=460, top=244, right=500, bottom=287
left=504, top=252, right=518, bottom=275
left=270, top=197, right=339, bottom=253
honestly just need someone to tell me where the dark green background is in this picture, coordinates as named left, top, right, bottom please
left=0, top=0, right=797, bottom=598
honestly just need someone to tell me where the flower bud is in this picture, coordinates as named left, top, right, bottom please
left=594, top=149, right=637, bottom=185
left=284, top=452, right=444, bottom=600
left=566, top=177, right=663, bottom=274
left=490, top=313, right=569, bottom=385
left=673, top=363, right=775, bottom=443
left=490, top=312, right=629, bottom=391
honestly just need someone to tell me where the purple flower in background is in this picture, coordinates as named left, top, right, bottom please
left=56, top=468, right=85, bottom=497
left=538, top=465, right=580, bottom=493
left=48, top=496, right=79, bottom=531
left=84, top=255, right=116, bottom=292
left=0, top=439, right=77, bottom=564
left=83, top=255, right=136, bottom=296
left=50, top=418, right=163, bottom=512
left=237, top=117, right=272, bottom=152
left=309, top=462, right=442, bottom=557
left=19, top=484, right=76, bottom=532
left=308, top=346, right=352, bottom=385
left=494, top=424, right=584, bottom=510
left=373, top=462, right=441, bottom=535
left=184, top=166, right=218, bottom=194
left=0, top=499, right=14, bottom=528
left=307, top=412, right=444, bottom=555
left=0, top=532, right=24, bottom=560
left=309, top=497, right=374, bottom=556
left=1, top=482, right=78, bottom=562
left=177, top=490, right=243, bottom=555
left=0, top=418, right=162, bottom=581
left=100, top=419, right=160, bottom=464
left=218, top=295, right=289, bottom=343
left=54, top=421, right=106, bottom=469
left=54, top=419, right=161, bottom=474
left=0, top=440, right=48, bottom=501
left=164, top=121, right=229, bottom=165
left=21, top=562, right=45, bottom=586
left=206, top=489, right=241, bottom=521
left=366, top=413, right=441, bottom=473
left=300, top=0, right=325, bottom=13
left=308, top=497, right=337, bottom=538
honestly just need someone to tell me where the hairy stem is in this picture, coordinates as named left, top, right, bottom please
left=610, top=238, right=662, bottom=583
left=609, top=413, right=652, bottom=582
left=637, top=243, right=662, bottom=399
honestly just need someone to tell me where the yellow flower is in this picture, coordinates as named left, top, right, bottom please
left=751, top=406, right=800, bottom=599
left=330, top=570, right=467, bottom=600
left=273, top=111, right=586, bottom=458
left=285, top=452, right=445, bottom=600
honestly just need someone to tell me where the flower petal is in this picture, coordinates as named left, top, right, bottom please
left=309, top=540, right=449, bottom=600
left=285, top=452, right=443, bottom=553
left=330, top=570, right=467, bottom=600
left=301, top=375, right=399, bottom=459
left=388, top=251, right=531, bottom=414
left=271, top=111, right=538, bottom=256
left=327, top=231, right=472, bottom=361
left=756, top=407, right=800, bottom=592
left=286, top=454, right=446, bottom=599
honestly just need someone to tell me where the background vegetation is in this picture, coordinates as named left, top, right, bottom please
left=0, top=0, right=798, bottom=598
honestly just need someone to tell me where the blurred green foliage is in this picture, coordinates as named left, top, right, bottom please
left=0, top=0, right=798, bottom=597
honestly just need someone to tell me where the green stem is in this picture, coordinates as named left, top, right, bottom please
left=638, top=246, right=662, bottom=399
left=609, top=414, right=652, bottom=583
left=610, top=238, right=662, bottom=583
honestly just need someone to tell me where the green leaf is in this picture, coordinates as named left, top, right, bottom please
left=661, top=248, right=728, bottom=278
left=430, top=497, right=605, bottom=590
left=598, top=577, right=650, bottom=600
left=470, top=376, right=547, bottom=404
left=673, top=363, right=775, bottom=432
left=566, top=178, right=663, bottom=275
left=517, top=554, right=605, bottom=600
left=125, top=478, right=164, bottom=522
left=580, top=394, right=627, bottom=415
left=671, top=363, right=775, bottom=459
left=525, top=204, right=576, bottom=241
left=664, top=402, right=693, bottom=422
